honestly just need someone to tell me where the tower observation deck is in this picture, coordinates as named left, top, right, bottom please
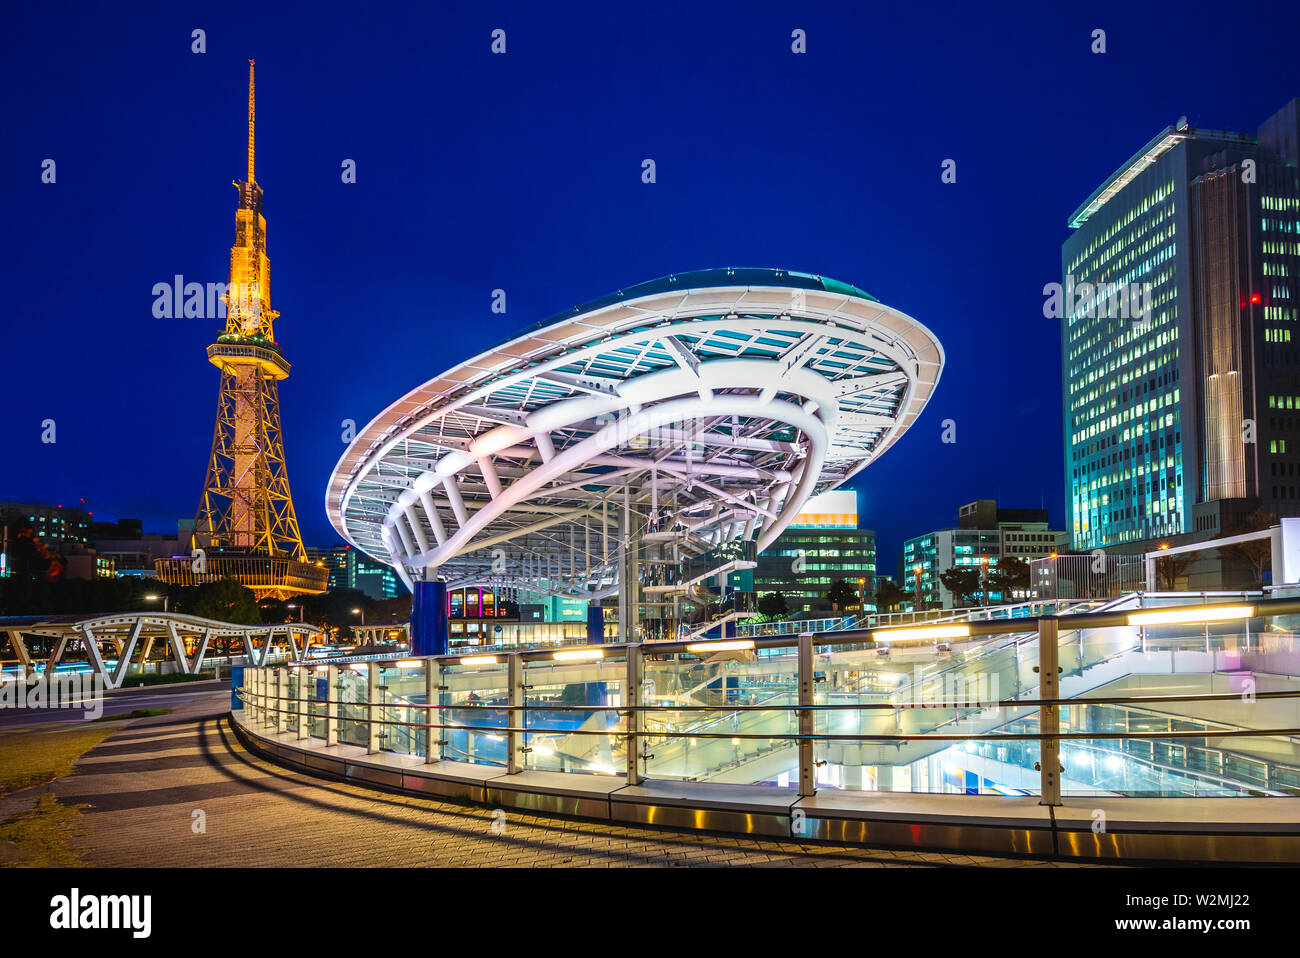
left=157, top=61, right=327, bottom=600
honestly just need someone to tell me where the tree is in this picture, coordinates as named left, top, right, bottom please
left=0, top=572, right=155, bottom=616
left=1154, top=551, right=1196, bottom=591
left=188, top=578, right=261, bottom=625
left=873, top=579, right=907, bottom=612
left=824, top=578, right=857, bottom=613
left=757, top=591, right=788, bottom=620
left=938, top=566, right=983, bottom=607
left=1218, top=509, right=1277, bottom=586
left=301, top=588, right=373, bottom=636
left=985, top=556, right=1031, bottom=602
left=259, top=596, right=292, bottom=624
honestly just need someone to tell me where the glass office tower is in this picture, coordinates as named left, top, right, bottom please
left=754, top=490, right=876, bottom=614
left=1062, top=100, right=1300, bottom=551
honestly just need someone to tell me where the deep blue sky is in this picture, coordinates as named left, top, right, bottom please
left=3, top=0, right=1298, bottom=574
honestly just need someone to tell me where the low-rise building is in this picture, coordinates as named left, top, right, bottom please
left=901, top=500, right=1068, bottom=609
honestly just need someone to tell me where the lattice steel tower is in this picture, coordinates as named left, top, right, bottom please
left=157, top=61, right=327, bottom=599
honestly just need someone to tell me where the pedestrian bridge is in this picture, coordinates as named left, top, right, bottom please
left=0, top=611, right=327, bottom=689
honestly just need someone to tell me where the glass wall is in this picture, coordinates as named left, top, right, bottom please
left=338, top=665, right=369, bottom=748
left=640, top=645, right=798, bottom=785
left=522, top=653, right=626, bottom=776
left=379, top=662, right=427, bottom=758
left=440, top=658, right=509, bottom=766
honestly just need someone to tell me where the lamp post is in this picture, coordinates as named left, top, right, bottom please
left=286, top=603, right=304, bottom=623
left=857, top=576, right=866, bottom=614
left=352, top=607, right=365, bottom=626
left=979, top=557, right=990, bottom=607
left=144, top=593, right=169, bottom=613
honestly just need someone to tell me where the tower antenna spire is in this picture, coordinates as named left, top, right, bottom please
left=247, top=58, right=256, bottom=185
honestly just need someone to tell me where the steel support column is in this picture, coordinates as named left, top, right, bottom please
left=424, top=659, right=440, bottom=763
left=507, top=653, right=524, bottom=774
left=276, top=668, right=288, bottom=732
left=296, top=666, right=308, bottom=739
left=797, top=632, right=815, bottom=798
left=1038, top=617, right=1062, bottom=806
left=368, top=662, right=381, bottom=755
left=625, top=644, right=642, bottom=786
left=325, top=665, right=339, bottom=747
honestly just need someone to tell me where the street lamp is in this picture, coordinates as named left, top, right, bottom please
left=857, top=576, right=866, bottom=613
left=352, top=607, right=365, bottom=626
left=144, top=593, right=169, bottom=612
left=286, top=603, right=304, bottom=623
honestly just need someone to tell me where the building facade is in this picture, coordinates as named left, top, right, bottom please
left=305, top=545, right=402, bottom=601
left=91, top=518, right=194, bottom=576
left=1062, top=99, right=1300, bottom=552
left=754, top=490, right=876, bottom=614
left=0, top=501, right=114, bottom=581
left=0, top=502, right=91, bottom=549
left=901, top=500, right=1067, bottom=609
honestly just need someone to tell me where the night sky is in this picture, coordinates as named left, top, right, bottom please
left=4, top=0, right=1298, bottom=573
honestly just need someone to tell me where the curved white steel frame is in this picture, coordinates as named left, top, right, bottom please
left=327, top=272, right=944, bottom=596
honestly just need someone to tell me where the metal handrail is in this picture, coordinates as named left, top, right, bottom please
left=241, top=685, right=1300, bottom=713
left=235, top=692, right=1300, bottom=744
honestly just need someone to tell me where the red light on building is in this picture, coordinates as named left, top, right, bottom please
left=1250, top=293, right=1262, bottom=304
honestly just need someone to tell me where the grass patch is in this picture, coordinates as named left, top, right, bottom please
left=0, top=724, right=117, bottom=796
left=0, top=794, right=90, bottom=867
left=117, top=671, right=216, bottom=687
left=92, top=708, right=173, bottom=723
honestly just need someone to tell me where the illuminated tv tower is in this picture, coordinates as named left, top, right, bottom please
left=157, top=61, right=327, bottom=600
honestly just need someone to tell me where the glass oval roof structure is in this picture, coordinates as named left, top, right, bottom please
left=327, top=269, right=942, bottom=595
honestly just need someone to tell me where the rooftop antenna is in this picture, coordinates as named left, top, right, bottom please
left=247, top=59, right=256, bottom=185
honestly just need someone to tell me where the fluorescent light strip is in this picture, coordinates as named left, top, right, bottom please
left=459, top=655, right=499, bottom=666
left=553, top=648, right=605, bottom=662
left=872, top=624, right=971, bottom=643
left=685, top=639, right=755, bottom=653
left=1127, top=605, right=1254, bottom=627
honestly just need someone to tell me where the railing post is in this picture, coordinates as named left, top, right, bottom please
left=425, top=658, right=441, bottom=764
left=797, top=632, right=815, bottom=798
left=1038, top=617, right=1062, bottom=806
left=367, top=662, right=381, bottom=755
left=245, top=667, right=258, bottom=723
left=275, top=667, right=288, bottom=733
left=325, top=665, right=339, bottom=747
left=507, top=652, right=523, bottom=774
left=260, top=669, right=273, bottom=728
left=626, top=644, right=642, bottom=786
left=296, top=665, right=308, bottom=740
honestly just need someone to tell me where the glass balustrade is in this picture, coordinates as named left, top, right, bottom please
left=233, top=598, right=1300, bottom=802
left=522, top=654, right=626, bottom=775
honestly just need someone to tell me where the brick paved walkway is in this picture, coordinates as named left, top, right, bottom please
left=49, top=692, right=1105, bottom=867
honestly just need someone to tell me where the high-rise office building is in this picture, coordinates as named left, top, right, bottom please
left=754, top=490, right=876, bottom=614
left=1062, top=99, right=1300, bottom=551
left=305, top=544, right=401, bottom=600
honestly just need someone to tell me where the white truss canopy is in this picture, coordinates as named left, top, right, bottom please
left=326, top=269, right=944, bottom=595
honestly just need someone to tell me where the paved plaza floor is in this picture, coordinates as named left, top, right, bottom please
left=17, top=691, right=1111, bottom=868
